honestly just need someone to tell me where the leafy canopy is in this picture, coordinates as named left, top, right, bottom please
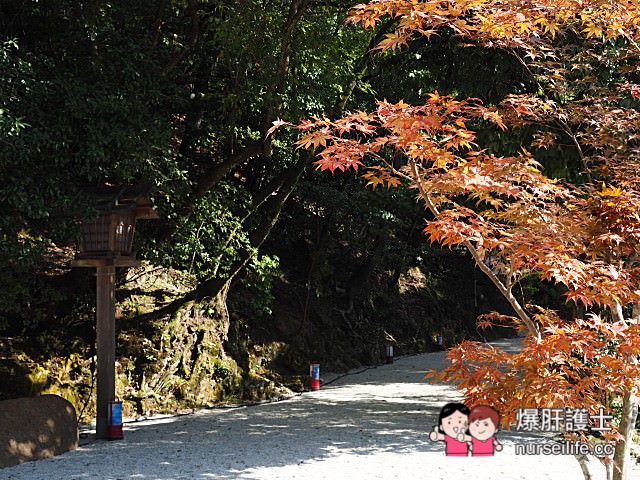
left=270, top=0, right=640, bottom=455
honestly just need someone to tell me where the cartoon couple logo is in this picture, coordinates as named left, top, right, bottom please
left=429, top=403, right=503, bottom=457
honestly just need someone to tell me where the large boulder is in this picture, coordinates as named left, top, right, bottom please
left=0, top=395, right=78, bottom=468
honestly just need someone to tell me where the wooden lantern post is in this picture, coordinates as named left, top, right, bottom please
left=72, top=186, right=158, bottom=439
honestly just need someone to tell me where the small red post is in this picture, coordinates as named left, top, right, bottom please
left=385, top=343, right=394, bottom=364
left=107, top=399, right=123, bottom=440
left=309, top=362, right=320, bottom=391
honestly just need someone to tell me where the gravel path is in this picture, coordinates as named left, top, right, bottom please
left=1, top=338, right=637, bottom=480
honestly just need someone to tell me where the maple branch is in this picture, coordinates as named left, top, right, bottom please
left=508, top=47, right=543, bottom=93
left=408, top=158, right=541, bottom=339
left=621, top=31, right=640, bottom=56
left=505, top=256, right=515, bottom=292
left=369, top=150, right=413, bottom=181
left=558, top=119, right=593, bottom=184
left=612, top=301, right=626, bottom=325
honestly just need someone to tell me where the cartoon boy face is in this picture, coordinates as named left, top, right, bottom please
left=469, top=416, right=497, bottom=441
left=441, top=410, right=468, bottom=438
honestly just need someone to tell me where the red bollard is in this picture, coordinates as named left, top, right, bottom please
left=309, top=362, right=320, bottom=391
left=107, top=399, right=123, bottom=440
left=385, top=343, right=394, bottom=364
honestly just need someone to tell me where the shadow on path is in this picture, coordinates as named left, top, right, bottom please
left=1, top=340, right=606, bottom=480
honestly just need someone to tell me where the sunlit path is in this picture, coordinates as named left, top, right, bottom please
left=2, top=339, right=632, bottom=480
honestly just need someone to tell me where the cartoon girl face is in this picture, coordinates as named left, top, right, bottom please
left=469, top=417, right=497, bottom=441
left=440, top=410, right=468, bottom=438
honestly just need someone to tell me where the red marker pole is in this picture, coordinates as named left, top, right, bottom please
left=107, top=399, right=123, bottom=440
left=309, top=363, right=320, bottom=391
left=385, top=343, right=394, bottom=364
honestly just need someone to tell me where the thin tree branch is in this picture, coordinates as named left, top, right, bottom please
left=192, top=140, right=265, bottom=200
left=151, top=0, right=168, bottom=47
left=558, top=118, right=593, bottom=184
left=262, top=0, right=312, bottom=132
left=408, top=158, right=540, bottom=338
left=162, top=0, right=199, bottom=75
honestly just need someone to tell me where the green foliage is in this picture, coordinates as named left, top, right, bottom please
left=0, top=0, right=579, bottom=414
left=230, top=253, right=280, bottom=319
left=145, top=182, right=254, bottom=279
left=0, top=40, right=30, bottom=139
left=0, top=236, right=49, bottom=331
left=0, top=2, right=175, bottom=331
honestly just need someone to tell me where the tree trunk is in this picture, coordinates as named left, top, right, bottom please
left=607, top=458, right=614, bottom=480
left=191, top=152, right=309, bottom=302
left=611, top=302, right=639, bottom=480
left=575, top=454, right=594, bottom=480
left=613, top=389, right=638, bottom=480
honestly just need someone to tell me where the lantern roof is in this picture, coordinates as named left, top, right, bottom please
left=71, top=184, right=159, bottom=268
left=90, top=184, right=160, bottom=219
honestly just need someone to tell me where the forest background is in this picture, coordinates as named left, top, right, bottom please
left=0, top=0, right=606, bottom=422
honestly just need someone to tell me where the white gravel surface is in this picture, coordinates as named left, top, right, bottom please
left=2, top=338, right=638, bottom=480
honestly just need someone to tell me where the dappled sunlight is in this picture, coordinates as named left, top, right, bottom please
left=2, top=342, right=605, bottom=479
left=246, top=424, right=290, bottom=436
left=309, top=383, right=462, bottom=411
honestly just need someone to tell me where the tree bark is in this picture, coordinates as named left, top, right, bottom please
left=613, top=389, right=638, bottom=480
left=575, top=454, right=594, bottom=480
left=603, top=307, right=637, bottom=480
left=193, top=140, right=266, bottom=200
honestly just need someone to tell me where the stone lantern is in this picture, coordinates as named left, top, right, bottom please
left=72, top=185, right=158, bottom=439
